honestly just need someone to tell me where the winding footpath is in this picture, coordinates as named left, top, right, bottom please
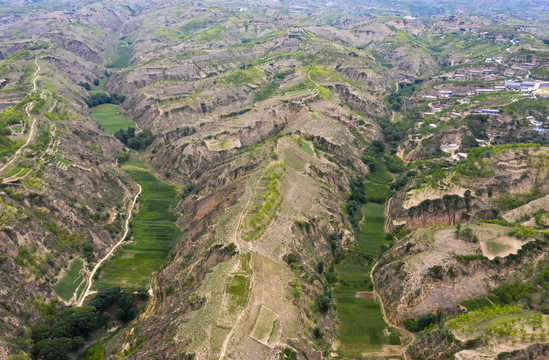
left=0, top=58, right=40, bottom=174
left=77, top=184, right=142, bottom=306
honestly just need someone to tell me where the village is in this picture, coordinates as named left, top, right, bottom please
left=415, top=38, right=549, bottom=162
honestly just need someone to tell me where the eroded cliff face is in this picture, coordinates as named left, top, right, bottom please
left=388, top=147, right=549, bottom=231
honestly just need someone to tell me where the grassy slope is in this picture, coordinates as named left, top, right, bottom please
left=97, top=158, right=178, bottom=289
left=91, top=104, right=136, bottom=135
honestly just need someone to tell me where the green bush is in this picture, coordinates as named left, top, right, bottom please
left=493, top=280, right=532, bottom=304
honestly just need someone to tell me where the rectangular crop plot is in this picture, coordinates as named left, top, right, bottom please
left=355, top=203, right=387, bottom=256
left=91, top=104, right=136, bottom=135
left=226, top=274, right=250, bottom=314
left=335, top=290, right=390, bottom=356
left=53, top=259, right=85, bottom=301
left=251, top=305, right=278, bottom=344
left=460, top=296, right=497, bottom=311
left=97, top=164, right=178, bottom=289
left=205, top=137, right=241, bottom=152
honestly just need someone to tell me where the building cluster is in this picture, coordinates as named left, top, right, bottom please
left=485, top=56, right=503, bottom=64
left=426, top=80, right=549, bottom=100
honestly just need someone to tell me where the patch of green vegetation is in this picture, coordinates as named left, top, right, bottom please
left=53, top=259, right=85, bottom=301
left=226, top=274, right=250, bottom=313
left=348, top=127, right=367, bottom=147
left=244, top=162, right=286, bottom=241
left=4, top=166, right=22, bottom=178
left=251, top=306, right=278, bottom=341
left=460, top=297, right=496, bottom=311
left=509, top=225, right=537, bottom=240
left=334, top=286, right=390, bottom=355
left=301, top=141, right=314, bottom=156
left=79, top=341, right=104, bottom=360
left=179, top=18, right=209, bottom=33
left=368, top=157, right=393, bottom=184
left=254, top=81, right=279, bottom=102
left=355, top=203, right=388, bottom=256
left=91, top=104, right=136, bottom=135
left=97, top=158, right=178, bottom=289
left=0, top=100, right=30, bottom=158
left=531, top=66, right=549, bottom=80
left=503, top=97, right=549, bottom=119
left=197, top=23, right=225, bottom=42
left=110, top=42, right=131, bottom=69
left=151, top=26, right=186, bottom=42
left=220, top=67, right=264, bottom=86
left=446, top=303, right=547, bottom=343
left=301, top=66, right=350, bottom=85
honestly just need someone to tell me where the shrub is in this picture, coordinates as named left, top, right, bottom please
left=427, top=265, right=444, bottom=281
left=317, top=295, right=331, bottom=313
left=282, top=348, right=297, bottom=360
left=313, top=326, right=323, bottom=339
left=494, top=281, right=532, bottom=304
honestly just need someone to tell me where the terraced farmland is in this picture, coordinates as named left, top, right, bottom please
left=96, top=158, right=179, bottom=289
left=91, top=104, right=136, bottom=135
left=334, top=160, right=397, bottom=358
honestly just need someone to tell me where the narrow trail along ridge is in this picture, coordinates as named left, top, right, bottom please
left=77, top=184, right=142, bottom=306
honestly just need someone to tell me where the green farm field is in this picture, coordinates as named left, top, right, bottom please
left=112, top=43, right=131, bottom=68
left=334, top=201, right=393, bottom=356
left=96, top=158, right=179, bottom=289
left=53, top=259, right=85, bottom=301
left=368, top=157, right=393, bottom=184
left=355, top=203, right=387, bottom=256
left=91, top=104, right=136, bottom=135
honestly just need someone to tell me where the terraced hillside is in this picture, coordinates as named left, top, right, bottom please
left=0, top=1, right=549, bottom=360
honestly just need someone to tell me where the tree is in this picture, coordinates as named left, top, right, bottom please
left=117, top=292, right=136, bottom=322
left=30, top=324, right=51, bottom=344
left=114, top=128, right=155, bottom=150
left=372, top=140, right=385, bottom=153
left=78, top=82, right=91, bottom=91
left=85, top=92, right=126, bottom=107
left=90, top=287, right=121, bottom=312
left=31, top=337, right=71, bottom=360
left=63, top=306, right=98, bottom=337
left=70, top=337, right=85, bottom=352
left=317, top=261, right=324, bottom=274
